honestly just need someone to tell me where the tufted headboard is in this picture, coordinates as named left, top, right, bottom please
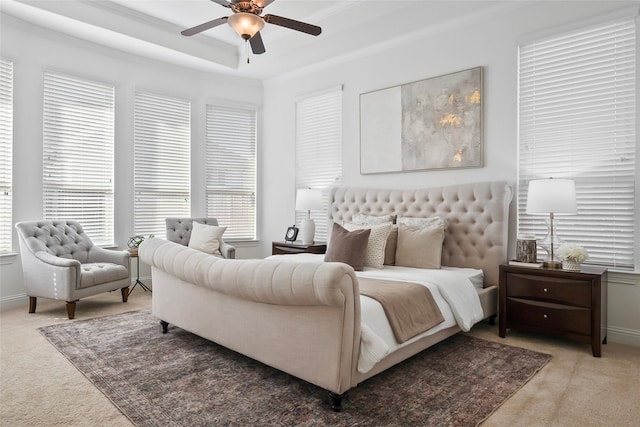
left=329, top=181, right=513, bottom=287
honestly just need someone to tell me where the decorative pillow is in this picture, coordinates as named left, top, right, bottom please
left=342, top=222, right=392, bottom=269
left=352, top=213, right=396, bottom=226
left=188, top=221, right=227, bottom=255
left=351, top=214, right=397, bottom=265
left=324, top=223, right=371, bottom=271
left=384, top=225, right=398, bottom=265
left=397, top=215, right=447, bottom=229
left=395, top=223, right=445, bottom=269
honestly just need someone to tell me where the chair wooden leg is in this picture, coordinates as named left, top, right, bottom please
left=66, top=301, right=77, bottom=320
left=28, top=296, right=37, bottom=313
left=121, top=287, right=129, bottom=303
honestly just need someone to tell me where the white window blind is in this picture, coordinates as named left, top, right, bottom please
left=518, top=16, right=636, bottom=270
left=0, top=58, right=13, bottom=253
left=295, top=87, right=343, bottom=241
left=134, top=91, right=191, bottom=239
left=206, top=104, right=257, bottom=240
left=43, top=72, right=115, bottom=245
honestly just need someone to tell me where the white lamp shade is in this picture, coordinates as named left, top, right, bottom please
left=526, top=178, right=577, bottom=215
left=227, top=13, right=264, bottom=39
left=295, top=188, right=323, bottom=211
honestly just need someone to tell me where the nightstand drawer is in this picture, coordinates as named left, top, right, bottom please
left=508, top=298, right=591, bottom=336
left=506, top=273, right=591, bottom=307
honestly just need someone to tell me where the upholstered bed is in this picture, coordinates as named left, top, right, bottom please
left=139, top=181, right=512, bottom=410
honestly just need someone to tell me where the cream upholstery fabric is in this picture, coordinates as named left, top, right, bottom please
left=140, top=238, right=361, bottom=395
left=329, top=182, right=513, bottom=286
left=395, top=223, right=446, bottom=269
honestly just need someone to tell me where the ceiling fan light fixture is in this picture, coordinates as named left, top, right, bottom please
left=228, top=13, right=264, bottom=40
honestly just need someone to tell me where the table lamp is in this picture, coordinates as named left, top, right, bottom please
left=526, top=178, right=577, bottom=269
left=295, top=188, right=323, bottom=245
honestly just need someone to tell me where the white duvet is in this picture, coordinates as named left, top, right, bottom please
left=265, top=254, right=484, bottom=373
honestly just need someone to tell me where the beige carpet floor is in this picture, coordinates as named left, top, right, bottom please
left=1, top=290, right=639, bottom=426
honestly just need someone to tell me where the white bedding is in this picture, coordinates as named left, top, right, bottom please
left=265, top=253, right=484, bottom=373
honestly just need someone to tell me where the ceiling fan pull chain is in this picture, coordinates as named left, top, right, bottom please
left=246, top=41, right=250, bottom=64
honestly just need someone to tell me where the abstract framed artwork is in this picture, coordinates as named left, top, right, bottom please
left=360, top=67, right=483, bottom=174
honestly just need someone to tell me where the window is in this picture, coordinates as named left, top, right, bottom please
left=134, top=91, right=191, bottom=239
left=295, top=86, right=343, bottom=241
left=0, top=57, right=13, bottom=253
left=206, top=104, right=257, bottom=240
left=43, top=72, right=115, bottom=245
left=518, top=15, right=637, bottom=270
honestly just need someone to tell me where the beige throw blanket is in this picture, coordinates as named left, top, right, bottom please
left=358, top=277, right=445, bottom=343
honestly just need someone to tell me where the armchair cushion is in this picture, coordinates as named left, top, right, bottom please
left=80, top=263, right=129, bottom=288
left=166, top=218, right=236, bottom=259
left=188, top=222, right=227, bottom=255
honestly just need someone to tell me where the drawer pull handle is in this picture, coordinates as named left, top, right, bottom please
left=543, top=314, right=548, bottom=319
left=543, top=288, right=548, bottom=292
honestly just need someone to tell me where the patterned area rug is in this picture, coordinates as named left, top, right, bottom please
left=40, top=310, right=551, bottom=426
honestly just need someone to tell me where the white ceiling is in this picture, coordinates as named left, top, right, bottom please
left=2, top=0, right=513, bottom=81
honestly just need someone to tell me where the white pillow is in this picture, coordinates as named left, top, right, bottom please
left=188, top=222, right=227, bottom=255
left=397, top=215, right=447, bottom=229
left=342, top=222, right=392, bottom=269
left=352, top=213, right=395, bottom=226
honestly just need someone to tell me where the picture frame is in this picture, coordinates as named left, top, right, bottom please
left=360, top=67, right=483, bottom=174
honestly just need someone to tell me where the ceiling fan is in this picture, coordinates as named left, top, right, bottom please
left=181, top=0, right=322, bottom=58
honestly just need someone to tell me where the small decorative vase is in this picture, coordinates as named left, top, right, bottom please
left=563, top=259, right=581, bottom=271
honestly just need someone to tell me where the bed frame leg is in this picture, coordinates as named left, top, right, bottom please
left=328, top=391, right=344, bottom=412
left=488, top=314, right=497, bottom=325
left=160, top=320, right=169, bottom=334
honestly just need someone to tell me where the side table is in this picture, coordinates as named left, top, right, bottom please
left=499, top=264, right=607, bottom=357
left=128, top=249, right=151, bottom=292
left=272, top=241, right=327, bottom=255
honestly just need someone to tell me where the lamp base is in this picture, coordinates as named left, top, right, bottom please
left=543, top=260, right=563, bottom=269
left=300, top=218, right=316, bottom=245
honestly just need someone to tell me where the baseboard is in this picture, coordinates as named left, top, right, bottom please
left=0, top=292, right=27, bottom=311
left=0, top=276, right=153, bottom=312
left=607, top=326, right=640, bottom=348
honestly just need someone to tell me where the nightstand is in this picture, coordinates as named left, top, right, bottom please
left=272, top=241, right=327, bottom=255
left=499, top=264, right=607, bottom=357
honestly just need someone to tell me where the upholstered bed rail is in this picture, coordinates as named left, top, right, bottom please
left=139, top=238, right=359, bottom=307
left=330, top=181, right=512, bottom=286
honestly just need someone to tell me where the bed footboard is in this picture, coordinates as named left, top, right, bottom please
left=140, top=239, right=362, bottom=397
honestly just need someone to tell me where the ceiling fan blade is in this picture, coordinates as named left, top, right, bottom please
left=209, top=0, right=232, bottom=7
left=250, top=31, right=266, bottom=54
left=181, top=17, right=228, bottom=36
left=254, top=0, right=275, bottom=8
left=263, top=14, right=321, bottom=36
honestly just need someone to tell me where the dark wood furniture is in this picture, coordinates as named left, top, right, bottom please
left=499, top=264, right=607, bottom=357
left=272, top=241, right=327, bottom=255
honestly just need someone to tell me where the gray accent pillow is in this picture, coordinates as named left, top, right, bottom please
left=324, top=223, right=371, bottom=271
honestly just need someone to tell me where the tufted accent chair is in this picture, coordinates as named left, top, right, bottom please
left=165, top=218, right=236, bottom=259
left=15, top=220, right=131, bottom=319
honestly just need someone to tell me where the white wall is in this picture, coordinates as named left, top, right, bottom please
left=0, top=13, right=264, bottom=309
left=260, top=1, right=640, bottom=346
